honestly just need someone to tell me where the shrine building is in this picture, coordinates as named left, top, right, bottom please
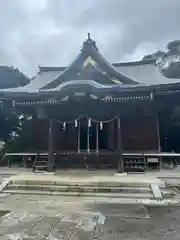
left=1, top=34, right=180, bottom=172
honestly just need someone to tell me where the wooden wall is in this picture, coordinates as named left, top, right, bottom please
left=32, top=119, right=49, bottom=150
left=31, top=102, right=158, bottom=152
left=32, top=119, right=77, bottom=151
left=121, top=104, right=158, bottom=151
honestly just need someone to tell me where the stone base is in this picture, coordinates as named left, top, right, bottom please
left=33, top=171, right=55, bottom=175
left=114, top=173, right=127, bottom=177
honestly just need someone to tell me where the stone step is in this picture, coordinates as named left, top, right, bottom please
left=161, top=189, right=176, bottom=198
left=33, top=161, right=48, bottom=165
left=7, top=184, right=152, bottom=193
left=150, top=183, right=163, bottom=200
left=33, top=165, right=48, bottom=169
left=3, top=189, right=154, bottom=198
left=11, top=179, right=154, bottom=187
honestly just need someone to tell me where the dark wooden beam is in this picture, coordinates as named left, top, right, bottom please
left=152, top=100, right=161, bottom=152
left=117, top=117, right=124, bottom=173
left=156, top=108, right=161, bottom=152
left=48, top=119, right=54, bottom=172
left=153, top=101, right=162, bottom=169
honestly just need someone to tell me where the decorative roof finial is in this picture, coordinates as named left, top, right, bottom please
left=81, top=32, right=98, bottom=51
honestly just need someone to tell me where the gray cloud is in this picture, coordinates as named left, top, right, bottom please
left=0, top=0, right=180, bottom=76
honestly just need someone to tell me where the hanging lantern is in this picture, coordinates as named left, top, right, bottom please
left=88, top=118, right=91, bottom=127
left=63, top=122, right=66, bottom=131
left=75, top=119, right=78, bottom=128
left=100, top=122, right=103, bottom=130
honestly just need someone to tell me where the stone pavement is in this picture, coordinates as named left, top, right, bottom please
left=0, top=194, right=179, bottom=239
left=103, top=206, right=180, bottom=240
left=0, top=211, right=104, bottom=240
left=0, top=194, right=147, bottom=239
left=0, top=194, right=148, bottom=218
left=1, top=166, right=180, bottom=182
left=0, top=168, right=180, bottom=238
left=7, top=171, right=165, bottom=186
left=1, top=167, right=180, bottom=182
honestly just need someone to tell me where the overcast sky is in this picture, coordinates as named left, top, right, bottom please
left=0, top=0, right=180, bottom=76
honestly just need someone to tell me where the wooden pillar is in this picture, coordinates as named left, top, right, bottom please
left=48, top=119, right=54, bottom=172
left=87, top=119, right=90, bottom=153
left=77, top=119, right=80, bottom=153
left=155, top=105, right=162, bottom=169
left=156, top=107, right=161, bottom=152
left=117, top=117, right=124, bottom=173
left=96, top=122, right=99, bottom=155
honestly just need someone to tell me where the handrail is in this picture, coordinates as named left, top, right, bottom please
left=32, top=153, right=39, bottom=172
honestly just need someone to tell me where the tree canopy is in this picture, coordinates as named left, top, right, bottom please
left=142, top=40, right=180, bottom=62
left=0, top=66, right=30, bottom=89
left=142, top=51, right=166, bottom=61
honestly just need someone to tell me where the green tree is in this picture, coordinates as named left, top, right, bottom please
left=0, top=66, right=30, bottom=89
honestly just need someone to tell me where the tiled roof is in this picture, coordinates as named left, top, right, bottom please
left=115, top=61, right=179, bottom=85
left=0, top=70, right=63, bottom=93
left=1, top=60, right=179, bottom=95
left=0, top=34, right=179, bottom=96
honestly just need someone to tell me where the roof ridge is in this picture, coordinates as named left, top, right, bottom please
left=38, top=66, right=66, bottom=72
left=38, top=60, right=156, bottom=72
left=113, top=59, right=156, bottom=67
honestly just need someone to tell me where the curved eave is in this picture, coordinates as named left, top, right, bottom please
left=40, top=80, right=146, bottom=93
left=1, top=81, right=180, bottom=100
left=38, top=60, right=156, bottom=73
left=88, top=46, right=138, bottom=84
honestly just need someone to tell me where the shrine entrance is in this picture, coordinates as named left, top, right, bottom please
left=79, top=118, right=109, bottom=152
left=53, top=117, right=115, bottom=154
left=49, top=117, right=119, bottom=169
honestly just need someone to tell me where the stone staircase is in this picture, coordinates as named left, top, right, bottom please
left=3, top=175, right=176, bottom=201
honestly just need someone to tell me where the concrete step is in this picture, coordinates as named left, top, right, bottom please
left=11, top=179, right=154, bottom=187
left=161, top=179, right=180, bottom=187
left=161, top=189, right=176, bottom=198
left=33, top=165, right=48, bottom=169
left=33, top=161, right=48, bottom=165
left=7, top=184, right=152, bottom=193
left=3, top=189, right=154, bottom=198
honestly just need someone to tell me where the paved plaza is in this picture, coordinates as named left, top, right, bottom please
left=0, top=194, right=178, bottom=239
left=0, top=168, right=179, bottom=239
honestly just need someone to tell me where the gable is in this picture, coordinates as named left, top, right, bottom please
left=41, top=34, right=137, bottom=90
